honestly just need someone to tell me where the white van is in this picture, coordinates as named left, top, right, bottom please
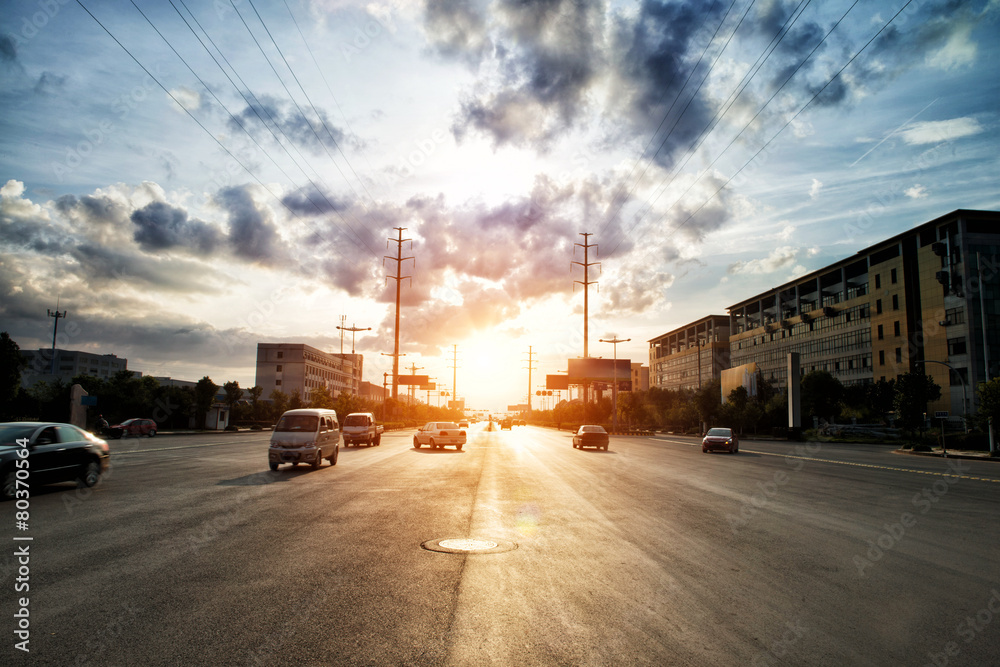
left=268, top=409, right=340, bottom=471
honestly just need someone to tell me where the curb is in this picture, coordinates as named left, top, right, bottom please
left=893, top=449, right=999, bottom=463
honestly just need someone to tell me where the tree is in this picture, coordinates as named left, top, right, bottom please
left=800, top=370, right=844, bottom=424
left=223, top=380, right=242, bottom=424
left=269, top=389, right=288, bottom=420
left=893, top=372, right=941, bottom=434
left=974, top=378, right=1000, bottom=433
left=288, top=389, right=304, bottom=410
left=194, top=376, right=219, bottom=429
left=309, top=385, right=334, bottom=409
left=0, top=332, right=27, bottom=416
left=248, top=385, right=264, bottom=421
left=694, top=378, right=722, bottom=428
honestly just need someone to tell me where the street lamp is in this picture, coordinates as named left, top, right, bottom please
left=599, top=337, right=630, bottom=434
left=914, top=359, right=968, bottom=458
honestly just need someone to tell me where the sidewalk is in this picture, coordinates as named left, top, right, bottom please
left=894, top=447, right=999, bottom=462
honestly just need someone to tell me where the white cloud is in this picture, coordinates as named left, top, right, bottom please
left=899, top=118, right=983, bottom=145
left=905, top=184, right=929, bottom=199
left=169, top=87, right=201, bottom=113
left=727, top=246, right=799, bottom=275
left=808, top=179, right=822, bottom=199
left=778, top=225, right=796, bottom=241
left=926, top=23, right=977, bottom=70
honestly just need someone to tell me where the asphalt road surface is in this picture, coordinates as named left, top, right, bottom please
left=5, top=425, right=999, bottom=665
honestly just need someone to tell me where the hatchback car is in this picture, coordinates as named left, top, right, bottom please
left=702, top=427, right=739, bottom=453
left=573, top=425, right=609, bottom=450
left=108, top=418, right=157, bottom=439
left=413, top=422, right=466, bottom=450
left=1, top=422, right=111, bottom=499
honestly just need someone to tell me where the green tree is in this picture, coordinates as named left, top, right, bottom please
left=223, top=380, right=242, bottom=425
left=288, top=389, right=304, bottom=410
left=974, top=377, right=1000, bottom=433
left=248, top=385, right=264, bottom=421
left=893, top=372, right=941, bottom=434
left=0, top=332, right=27, bottom=417
left=194, top=376, right=219, bottom=429
left=309, top=385, right=334, bottom=409
left=694, top=378, right=722, bottom=427
left=269, top=389, right=288, bottom=420
left=800, top=370, right=844, bottom=423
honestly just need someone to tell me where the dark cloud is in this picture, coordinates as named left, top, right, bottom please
left=33, top=71, right=66, bottom=94
left=131, top=201, right=222, bottom=255
left=281, top=185, right=349, bottom=216
left=228, top=95, right=355, bottom=156
left=216, top=185, right=285, bottom=263
left=0, top=35, right=17, bottom=63
left=424, top=0, right=491, bottom=64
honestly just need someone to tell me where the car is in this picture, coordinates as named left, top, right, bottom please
left=459, top=420, right=470, bottom=428
left=518, top=420, right=526, bottom=426
left=342, top=412, right=383, bottom=447
left=702, top=427, right=739, bottom=453
left=413, top=422, right=466, bottom=450
left=500, top=418, right=513, bottom=430
left=573, top=425, right=609, bottom=450
left=1, top=422, right=111, bottom=499
left=108, top=418, right=157, bottom=439
left=268, top=409, right=340, bottom=470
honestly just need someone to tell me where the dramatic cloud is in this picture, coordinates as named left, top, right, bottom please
left=728, top=246, right=800, bottom=275
left=131, top=201, right=223, bottom=255
left=215, top=185, right=286, bottom=264
left=228, top=96, right=356, bottom=155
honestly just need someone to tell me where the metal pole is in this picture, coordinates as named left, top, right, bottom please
left=600, top=337, right=630, bottom=433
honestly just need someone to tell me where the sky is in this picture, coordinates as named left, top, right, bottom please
left=1, top=0, right=998, bottom=412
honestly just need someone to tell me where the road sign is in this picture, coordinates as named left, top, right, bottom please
left=934, top=411, right=949, bottom=418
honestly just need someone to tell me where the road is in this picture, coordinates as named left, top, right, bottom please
left=5, top=425, right=999, bottom=665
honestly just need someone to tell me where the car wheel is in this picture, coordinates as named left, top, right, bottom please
left=603, top=444, right=608, bottom=451
left=456, top=443, right=463, bottom=451
left=414, top=436, right=421, bottom=449
left=375, top=435, right=381, bottom=446
left=329, top=445, right=339, bottom=466
left=269, top=462, right=279, bottom=471
left=1, top=469, right=16, bottom=500
left=702, top=448, right=708, bottom=453
left=429, top=438, right=436, bottom=449
left=312, top=451, right=323, bottom=469
left=78, top=460, right=101, bottom=488
left=148, top=430, right=156, bottom=437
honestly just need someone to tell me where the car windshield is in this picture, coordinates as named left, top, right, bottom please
left=706, top=428, right=732, bottom=437
left=0, top=424, right=39, bottom=444
left=343, top=415, right=368, bottom=426
left=275, top=415, right=319, bottom=432
left=437, top=423, right=460, bottom=430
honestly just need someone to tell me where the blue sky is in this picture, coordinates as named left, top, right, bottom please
left=1, top=0, right=998, bottom=411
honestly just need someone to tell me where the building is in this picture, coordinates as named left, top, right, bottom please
left=255, top=343, right=363, bottom=403
left=20, top=348, right=128, bottom=388
left=727, top=209, right=1000, bottom=417
left=359, top=381, right=386, bottom=404
left=648, top=315, right=731, bottom=392
left=630, top=363, right=650, bottom=392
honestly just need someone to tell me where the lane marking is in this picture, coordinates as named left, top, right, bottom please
left=649, top=438, right=1000, bottom=484
left=113, top=440, right=266, bottom=455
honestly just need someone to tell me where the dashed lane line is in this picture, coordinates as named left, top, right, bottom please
left=649, top=437, right=1000, bottom=484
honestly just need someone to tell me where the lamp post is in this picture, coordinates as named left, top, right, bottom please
left=914, top=359, right=968, bottom=458
left=600, top=337, right=630, bottom=434
left=337, top=324, right=371, bottom=354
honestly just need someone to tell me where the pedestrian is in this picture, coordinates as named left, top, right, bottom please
left=96, top=414, right=109, bottom=434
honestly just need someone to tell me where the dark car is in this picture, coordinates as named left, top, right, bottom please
left=702, top=427, right=739, bottom=453
left=573, top=425, right=609, bottom=450
left=108, top=418, right=157, bottom=439
left=501, top=418, right=513, bottom=430
left=1, top=422, right=111, bottom=499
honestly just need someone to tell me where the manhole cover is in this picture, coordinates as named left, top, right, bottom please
left=422, top=538, right=518, bottom=554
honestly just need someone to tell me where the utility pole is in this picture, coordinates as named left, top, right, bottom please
left=383, top=228, right=413, bottom=400
left=406, top=362, right=424, bottom=406
left=523, top=346, right=536, bottom=412
left=337, top=315, right=347, bottom=354
left=573, top=233, right=599, bottom=414
left=337, top=323, right=371, bottom=354
left=47, top=304, right=67, bottom=375
left=448, top=344, right=459, bottom=410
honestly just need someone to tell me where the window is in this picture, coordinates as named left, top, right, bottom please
left=890, top=268, right=897, bottom=284
left=875, top=274, right=881, bottom=289
left=895, top=347, right=902, bottom=363
left=876, top=299, right=883, bottom=314
left=877, top=324, right=884, bottom=340
left=894, top=321, right=901, bottom=337
left=948, top=338, right=967, bottom=356
left=275, top=380, right=282, bottom=386
left=879, top=350, right=885, bottom=366
left=892, top=294, right=899, bottom=310
left=945, top=307, right=964, bottom=325
left=276, top=365, right=282, bottom=372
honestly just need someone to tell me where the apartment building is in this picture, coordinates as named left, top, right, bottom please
left=648, top=315, right=731, bottom=392
left=20, top=348, right=128, bottom=387
left=255, top=343, right=363, bottom=402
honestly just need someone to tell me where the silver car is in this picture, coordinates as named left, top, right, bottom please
left=413, top=422, right=466, bottom=450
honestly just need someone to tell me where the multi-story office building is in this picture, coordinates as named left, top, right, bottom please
left=648, top=315, right=731, bottom=392
left=255, top=343, right=363, bottom=403
left=630, top=363, right=650, bottom=392
left=727, top=209, right=999, bottom=417
left=20, top=348, right=128, bottom=387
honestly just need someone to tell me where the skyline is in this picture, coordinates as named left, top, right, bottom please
left=1, top=0, right=998, bottom=411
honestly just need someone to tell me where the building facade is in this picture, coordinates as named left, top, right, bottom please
left=727, top=209, right=999, bottom=417
left=648, top=315, right=731, bottom=392
left=20, top=348, right=128, bottom=388
left=630, top=363, right=650, bottom=392
left=255, top=343, right=362, bottom=403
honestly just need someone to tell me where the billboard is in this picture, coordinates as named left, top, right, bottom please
left=397, top=375, right=429, bottom=385
left=419, top=382, right=436, bottom=391
left=448, top=399, right=465, bottom=410
left=567, top=358, right=632, bottom=384
left=546, top=374, right=570, bottom=390
left=721, top=362, right=758, bottom=404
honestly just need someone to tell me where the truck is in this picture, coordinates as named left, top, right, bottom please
left=342, top=412, right=383, bottom=447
